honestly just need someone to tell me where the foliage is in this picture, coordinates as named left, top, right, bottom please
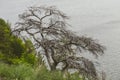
left=32, top=65, right=82, bottom=80
left=11, top=40, right=38, bottom=66
left=13, top=6, right=105, bottom=80
left=0, top=18, right=11, bottom=55
left=0, top=18, right=23, bottom=61
left=0, top=63, right=33, bottom=80
left=10, top=37, right=25, bottom=58
left=0, top=18, right=37, bottom=65
left=0, top=62, right=82, bottom=80
left=9, top=53, right=37, bottom=66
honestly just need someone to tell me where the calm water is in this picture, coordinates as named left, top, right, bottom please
left=1, top=0, right=120, bottom=79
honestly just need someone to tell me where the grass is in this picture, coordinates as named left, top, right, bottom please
left=0, top=63, right=33, bottom=80
left=0, top=62, right=82, bottom=80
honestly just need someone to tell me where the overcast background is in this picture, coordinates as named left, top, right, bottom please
left=1, top=0, right=120, bottom=80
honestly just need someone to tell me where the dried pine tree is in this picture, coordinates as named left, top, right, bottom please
left=12, top=6, right=105, bottom=80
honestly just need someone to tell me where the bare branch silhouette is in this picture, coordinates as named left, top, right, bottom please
left=12, top=6, right=105, bottom=80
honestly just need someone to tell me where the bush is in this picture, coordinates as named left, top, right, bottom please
left=0, top=63, right=82, bottom=80
left=10, top=53, right=37, bottom=66
left=31, top=65, right=65, bottom=80
left=0, top=63, right=33, bottom=80
left=30, top=65, right=82, bottom=80
left=0, top=18, right=37, bottom=65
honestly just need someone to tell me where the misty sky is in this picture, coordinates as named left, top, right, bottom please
left=1, top=0, right=120, bottom=80
left=1, top=0, right=120, bottom=30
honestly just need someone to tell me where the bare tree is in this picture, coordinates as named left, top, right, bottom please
left=12, top=6, right=105, bottom=80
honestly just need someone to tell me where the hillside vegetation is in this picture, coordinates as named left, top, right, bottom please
left=0, top=18, right=82, bottom=80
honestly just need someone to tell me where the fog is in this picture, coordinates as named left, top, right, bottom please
left=1, top=0, right=120, bottom=79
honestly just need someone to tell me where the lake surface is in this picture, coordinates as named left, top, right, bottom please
left=1, top=0, right=120, bottom=79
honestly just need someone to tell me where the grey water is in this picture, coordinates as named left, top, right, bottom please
left=1, top=0, right=120, bottom=79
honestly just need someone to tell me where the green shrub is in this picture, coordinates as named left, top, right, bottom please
left=0, top=63, right=33, bottom=80
left=0, top=63, right=82, bottom=80
left=30, top=65, right=65, bottom=80
left=10, top=53, right=37, bottom=66
left=0, top=18, right=37, bottom=65
left=31, top=65, right=82, bottom=80
left=23, top=53, right=37, bottom=66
